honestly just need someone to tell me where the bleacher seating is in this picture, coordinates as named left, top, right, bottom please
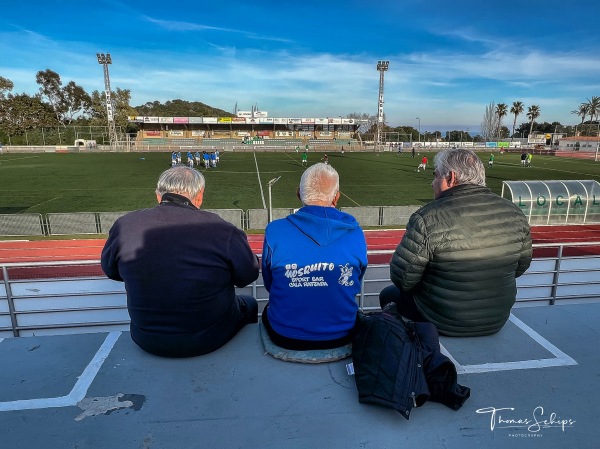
left=260, top=139, right=303, bottom=146
left=140, top=138, right=168, bottom=146
left=140, top=138, right=199, bottom=146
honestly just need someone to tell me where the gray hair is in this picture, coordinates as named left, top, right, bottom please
left=434, top=148, right=486, bottom=187
left=299, top=163, right=340, bottom=205
left=155, top=166, right=205, bottom=199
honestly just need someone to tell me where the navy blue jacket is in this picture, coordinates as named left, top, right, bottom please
left=101, top=193, right=259, bottom=356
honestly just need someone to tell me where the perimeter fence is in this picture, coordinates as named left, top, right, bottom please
left=0, top=206, right=421, bottom=236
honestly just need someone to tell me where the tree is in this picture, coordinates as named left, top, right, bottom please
left=36, top=69, right=66, bottom=126
left=346, top=112, right=377, bottom=135
left=495, top=103, right=508, bottom=138
left=35, top=69, right=92, bottom=126
left=90, top=87, right=137, bottom=136
left=527, top=105, right=540, bottom=136
left=571, top=103, right=589, bottom=125
left=0, top=93, right=57, bottom=137
left=510, top=101, right=524, bottom=138
left=480, top=102, right=500, bottom=141
left=0, top=76, right=14, bottom=99
left=586, top=96, right=600, bottom=122
left=134, top=99, right=232, bottom=118
left=62, top=81, right=92, bottom=123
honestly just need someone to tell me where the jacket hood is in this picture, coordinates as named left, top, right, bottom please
left=286, top=205, right=360, bottom=246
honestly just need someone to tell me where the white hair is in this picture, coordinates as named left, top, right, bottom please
left=434, top=148, right=486, bottom=187
left=299, top=163, right=339, bottom=205
left=155, top=166, right=205, bottom=199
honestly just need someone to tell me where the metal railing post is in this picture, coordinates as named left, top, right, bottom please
left=549, top=245, right=564, bottom=305
left=2, top=266, right=19, bottom=337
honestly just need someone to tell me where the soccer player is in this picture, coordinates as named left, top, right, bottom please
left=195, top=151, right=201, bottom=166
left=203, top=151, right=210, bottom=169
left=417, top=155, right=428, bottom=172
left=488, top=153, right=494, bottom=168
left=171, top=151, right=177, bottom=167
left=302, top=151, right=308, bottom=166
left=210, top=152, right=217, bottom=168
left=215, top=149, right=220, bottom=164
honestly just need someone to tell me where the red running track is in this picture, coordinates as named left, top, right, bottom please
left=1, top=226, right=599, bottom=278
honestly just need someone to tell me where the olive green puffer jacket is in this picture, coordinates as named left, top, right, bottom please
left=390, top=184, right=532, bottom=337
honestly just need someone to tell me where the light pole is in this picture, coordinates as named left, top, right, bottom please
left=96, top=53, right=119, bottom=150
left=416, top=117, right=421, bottom=144
left=376, top=60, right=389, bottom=152
left=268, top=176, right=281, bottom=223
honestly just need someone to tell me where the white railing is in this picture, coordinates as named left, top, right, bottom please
left=1, top=242, right=599, bottom=338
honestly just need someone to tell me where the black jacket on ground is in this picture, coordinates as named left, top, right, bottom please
left=352, top=306, right=470, bottom=419
left=101, top=193, right=259, bottom=357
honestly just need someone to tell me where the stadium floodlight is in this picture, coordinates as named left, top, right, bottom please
left=376, top=60, right=390, bottom=71
left=97, top=53, right=118, bottom=149
left=376, top=61, right=390, bottom=152
left=268, top=176, right=282, bottom=223
left=416, top=117, right=421, bottom=143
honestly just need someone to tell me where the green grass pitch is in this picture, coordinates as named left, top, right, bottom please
left=0, top=150, right=599, bottom=215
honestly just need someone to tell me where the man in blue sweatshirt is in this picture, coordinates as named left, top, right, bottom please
left=261, top=163, right=368, bottom=350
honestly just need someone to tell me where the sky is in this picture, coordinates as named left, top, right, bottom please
left=1, top=0, right=599, bottom=135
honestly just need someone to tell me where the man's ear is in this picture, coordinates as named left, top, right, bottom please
left=192, top=189, right=204, bottom=208
left=156, top=193, right=162, bottom=204
left=447, top=171, right=456, bottom=187
left=296, top=187, right=302, bottom=203
left=332, top=191, right=341, bottom=207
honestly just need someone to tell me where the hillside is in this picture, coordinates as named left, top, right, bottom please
left=133, top=99, right=233, bottom=117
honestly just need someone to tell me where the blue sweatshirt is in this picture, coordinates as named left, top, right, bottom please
left=262, top=205, right=368, bottom=341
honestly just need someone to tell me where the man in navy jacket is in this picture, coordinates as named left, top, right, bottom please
left=261, top=163, right=368, bottom=350
left=102, top=166, right=259, bottom=357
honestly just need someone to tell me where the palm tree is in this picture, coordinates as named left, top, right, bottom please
left=527, top=105, right=540, bottom=136
left=510, top=101, right=524, bottom=138
left=571, top=103, right=590, bottom=124
left=587, top=96, right=600, bottom=122
left=495, top=103, right=508, bottom=139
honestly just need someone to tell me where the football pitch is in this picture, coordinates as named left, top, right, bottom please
left=1, top=150, right=599, bottom=215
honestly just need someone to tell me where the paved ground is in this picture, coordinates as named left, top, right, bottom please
left=0, top=302, right=597, bottom=449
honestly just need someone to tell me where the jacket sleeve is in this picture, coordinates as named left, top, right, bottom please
left=390, top=213, right=430, bottom=292
left=229, top=228, right=260, bottom=287
left=100, top=222, right=123, bottom=282
left=515, top=222, right=533, bottom=278
left=261, top=234, right=273, bottom=292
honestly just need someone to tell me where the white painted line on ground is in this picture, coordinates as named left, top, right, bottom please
left=68, top=331, right=121, bottom=403
left=0, top=331, right=121, bottom=412
left=253, top=152, right=267, bottom=209
left=0, top=156, right=40, bottom=163
left=339, top=191, right=361, bottom=206
left=442, top=314, right=577, bottom=375
left=23, top=195, right=62, bottom=212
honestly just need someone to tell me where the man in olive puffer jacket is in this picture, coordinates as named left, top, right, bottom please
left=381, top=148, right=532, bottom=337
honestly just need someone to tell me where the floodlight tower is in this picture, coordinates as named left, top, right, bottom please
left=376, top=60, right=389, bottom=152
left=97, top=53, right=119, bottom=149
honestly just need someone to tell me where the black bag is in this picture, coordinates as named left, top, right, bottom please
left=352, top=305, right=470, bottom=419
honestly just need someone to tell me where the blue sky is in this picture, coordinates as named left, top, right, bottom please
left=1, top=0, right=599, bottom=134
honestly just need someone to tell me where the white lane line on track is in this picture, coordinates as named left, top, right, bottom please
left=253, top=152, right=267, bottom=209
